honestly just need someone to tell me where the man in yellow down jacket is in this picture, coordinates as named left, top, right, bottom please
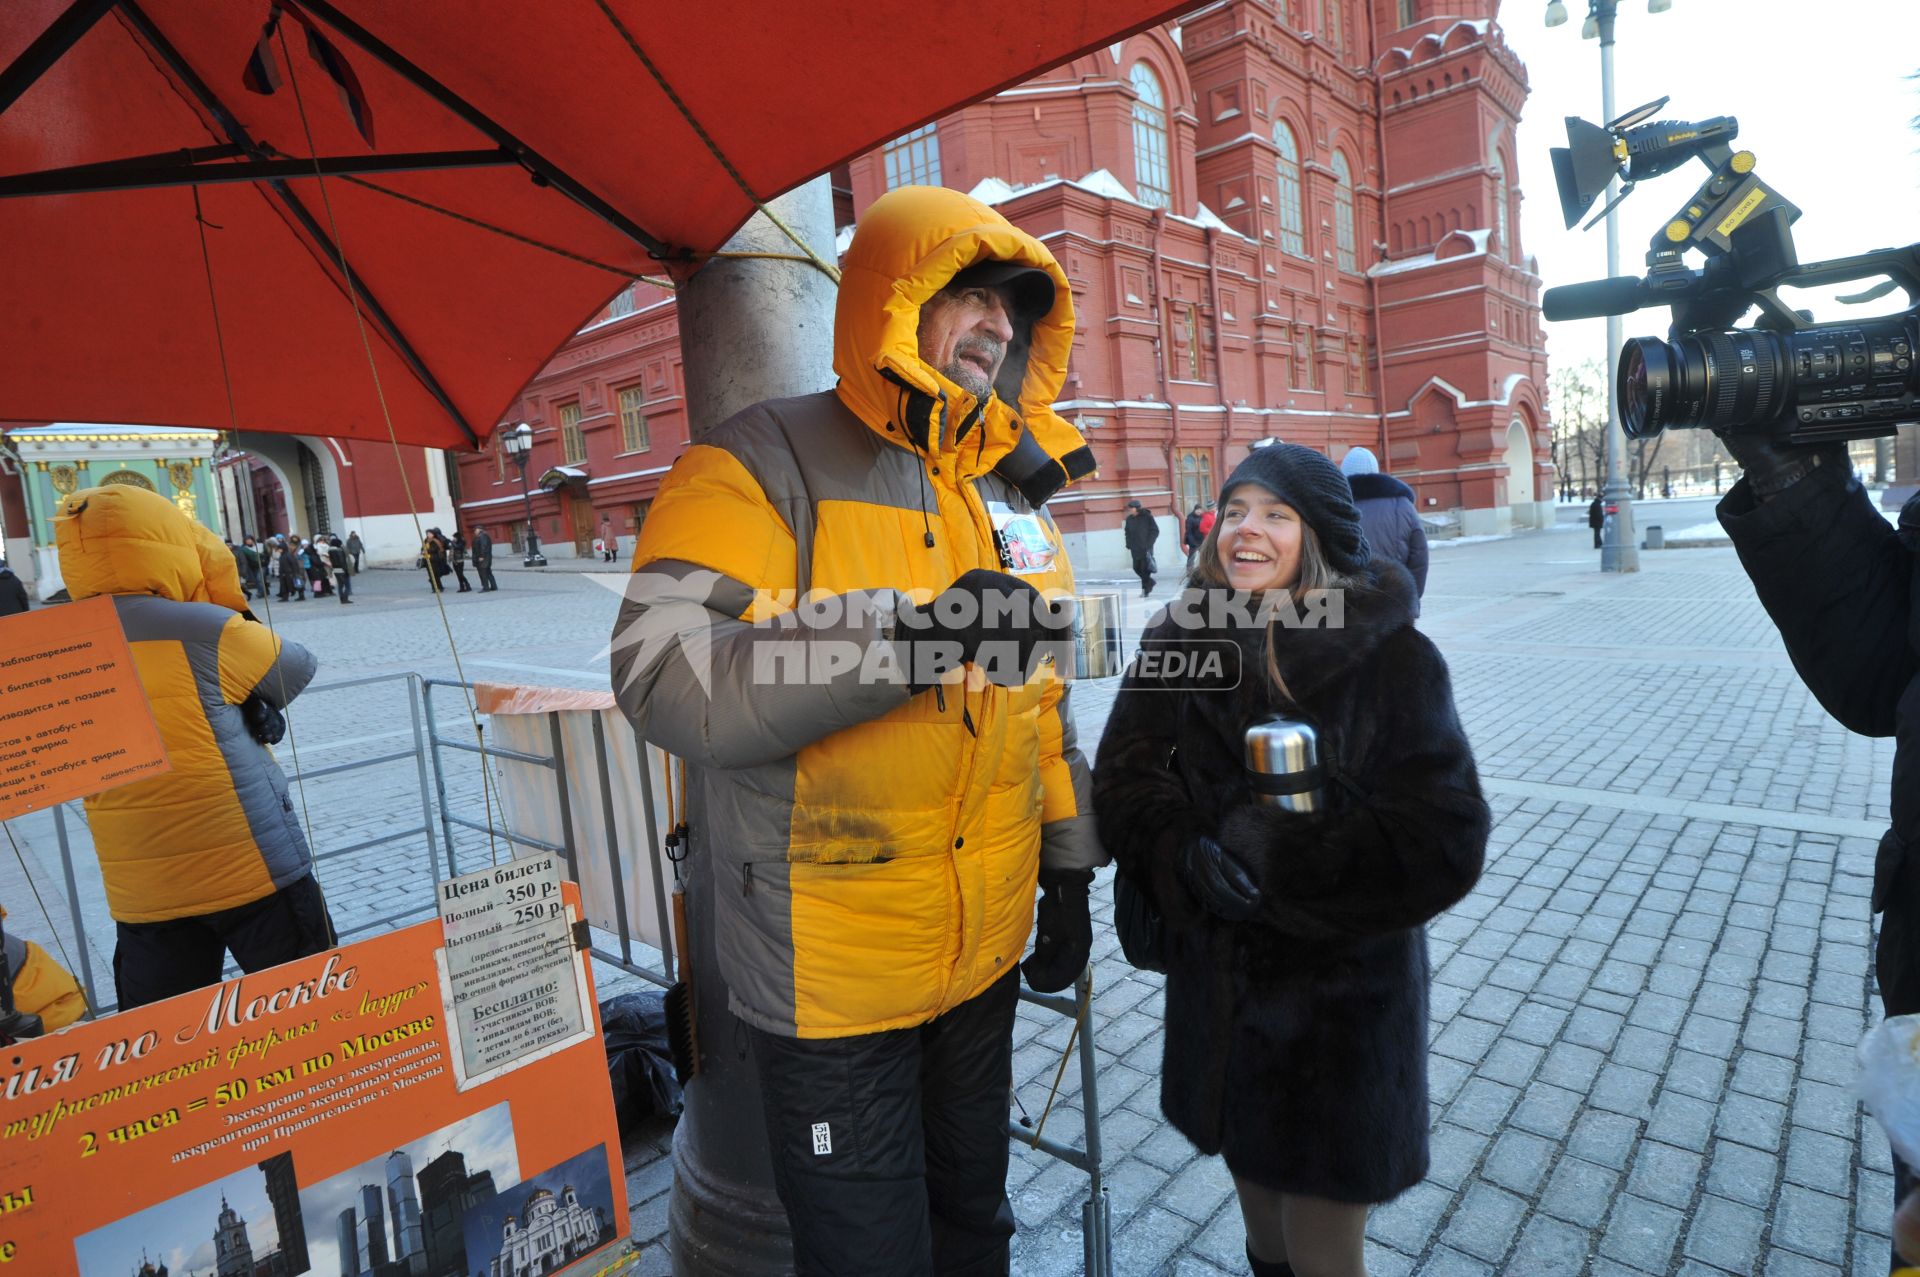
left=612, top=185, right=1104, bottom=1275
left=54, top=485, right=332, bottom=1010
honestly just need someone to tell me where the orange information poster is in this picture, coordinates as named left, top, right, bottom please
left=0, top=595, right=169, bottom=821
left=0, top=884, right=629, bottom=1276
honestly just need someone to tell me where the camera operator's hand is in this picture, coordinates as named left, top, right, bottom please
left=1173, top=834, right=1262, bottom=922
left=895, top=568, right=1067, bottom=689
left=1717, top=429, right=1848, bottom=501
left=1021, top=867, right=1094, bottom=992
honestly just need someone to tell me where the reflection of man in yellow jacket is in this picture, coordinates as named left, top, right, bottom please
left=613, top=185, right=1104, bottom=1273
left=0, top=908, right=86, bottom=1040
left=55, top=485, right=332, bottom=1011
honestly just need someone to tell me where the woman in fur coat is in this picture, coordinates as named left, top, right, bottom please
left=1093, top=444, right=1489, bottom=1277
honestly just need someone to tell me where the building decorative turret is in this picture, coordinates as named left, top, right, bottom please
left=214, top=1194, right=254, bottom=1277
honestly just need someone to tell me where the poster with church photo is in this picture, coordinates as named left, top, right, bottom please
left=72, top=1151, right=310, bottom=1277
left=294, top=1101, right=518, bottom=1277
left=458, top=1144, right=617, bottom=1277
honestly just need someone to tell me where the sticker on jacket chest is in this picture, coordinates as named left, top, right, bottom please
left=985, top=501, right=1058, bottom=575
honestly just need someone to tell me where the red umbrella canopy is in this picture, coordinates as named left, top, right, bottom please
left=0, top=0, right=1191, bottom=450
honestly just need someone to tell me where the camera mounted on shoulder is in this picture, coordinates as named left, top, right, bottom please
left=1542, top=96, right=1919, bottom=447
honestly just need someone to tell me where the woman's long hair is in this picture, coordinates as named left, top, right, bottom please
left=1190, top=497, right=1360, bottom=702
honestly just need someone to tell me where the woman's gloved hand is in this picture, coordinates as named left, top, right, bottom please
left=1174, top=834, right=1262, bottom=921
left=1021, top=867, right=1094, bottom=992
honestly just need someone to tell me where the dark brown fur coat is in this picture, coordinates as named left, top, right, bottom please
left=1091, top=561, right=1488, bottom=1202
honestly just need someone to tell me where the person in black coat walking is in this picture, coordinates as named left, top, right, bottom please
left=1341, top=447, right=1428, bottom=616
left=1588, top=493, right=1606, bottom=549
left=1094, top=444, right=1488, bottom=1277
left=449, top=532, right=474, bottom=593
left=1184, top=504, right=1206, bottom=571
left=1718, top=436, right=1918, bottom=1260
left=1123, top=499, right=1160, bottom=597
left=472, top=527, right=498, bottom=592
left=0, top=563, right=29, bottom=616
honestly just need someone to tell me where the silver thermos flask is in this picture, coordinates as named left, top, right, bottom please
left=1244, top=715, right=1324, bottom=813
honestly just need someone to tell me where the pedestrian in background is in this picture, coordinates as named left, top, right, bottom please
left=599, top=514, right=616, bottom=562
left=346, top=529, right=364, bottom=573
left=472, top=527, right=498, bottom=592
left=449, top=531, right=474, bottom=593
left=303, top=538, right=331, bottom=597
left=1094, top=444, right=1487, bottom=1277
left=0, top=560, right=29, bottom=616
left=1342, top=446, right=1429, bottom=617
left=421, top=528, right=451, bottom=593
left=328, top=535, right=353, bottom=604
left=1124, top=498, right=1159, bottom=597
left=1588, top=492, right=1605, bottom=549
left=1184, top=503, right=1206, bottom=571
left=229, top=538, right=258, bottom=601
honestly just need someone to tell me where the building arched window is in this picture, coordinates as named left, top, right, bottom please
left=1330, top=150, right=1357, bottom=273
left=1130, top=62, right=1172, bottom=209
left=882, top=123, right=942, bottom=189
left=1489, top=145, right=1511, bottom=260
left=1273, top=120, right=1307, bottom=257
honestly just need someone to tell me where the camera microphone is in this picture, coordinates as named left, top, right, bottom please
left=1542, top=276, right=1646, bottom=322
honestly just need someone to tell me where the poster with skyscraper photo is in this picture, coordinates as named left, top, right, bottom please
left=0, top=886, right=627, bottom=1276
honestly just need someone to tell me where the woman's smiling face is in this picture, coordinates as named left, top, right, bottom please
left=1217, top=486, right=1304, bottom=593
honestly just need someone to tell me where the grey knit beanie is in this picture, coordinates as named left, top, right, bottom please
left=1218, top=443, right=1371, bottom=573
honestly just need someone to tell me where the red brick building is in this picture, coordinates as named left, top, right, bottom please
left=454, top=0, right=1551, bottom=566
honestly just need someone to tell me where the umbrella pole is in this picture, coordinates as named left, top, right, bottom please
left=665, top=176, right=838, bottom=1276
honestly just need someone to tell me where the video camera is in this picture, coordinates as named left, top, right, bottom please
left=1541, top=98, right=1920, bottom=444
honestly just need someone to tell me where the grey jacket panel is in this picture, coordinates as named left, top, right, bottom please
left=610, top=559, right=912, bottom=771
left=110, top=595, right=314, bottom=891
left=1039, top=676, right=1102, bottom=871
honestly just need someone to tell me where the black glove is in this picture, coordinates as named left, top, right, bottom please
left=1021, top=867, right=1094, bottom=992
left=1174, top=834, right=1261, bottom=921
left=240, top=692, right=286, bottom=746
left=1716, top=429, right=1848, bottom=500
left=896, top=568, right=1069, bottom=689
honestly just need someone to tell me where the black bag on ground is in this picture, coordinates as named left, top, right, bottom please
left=600, top=991, right=684, bottom=1125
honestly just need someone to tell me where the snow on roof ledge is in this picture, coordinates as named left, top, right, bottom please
left=967, top=177, right=1018, bottom=206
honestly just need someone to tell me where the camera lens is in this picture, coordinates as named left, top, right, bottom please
left=1618, top=338, right=1671, bottom=439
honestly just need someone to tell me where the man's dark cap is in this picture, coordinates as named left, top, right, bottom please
left=1127, top=500, right=1144, bottom=510
left=947, top=260, right=1055, bottom=321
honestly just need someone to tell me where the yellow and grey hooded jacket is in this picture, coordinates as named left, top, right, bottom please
left=55, top=485, right=317, bottom=924
left=613, top=185, right=1103, bottom=1039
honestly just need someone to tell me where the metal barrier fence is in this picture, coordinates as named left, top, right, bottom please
left=21, top=670, right=1111, bottom=1273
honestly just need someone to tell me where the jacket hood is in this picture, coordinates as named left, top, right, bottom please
left=55, top=484, right=249, bottom=611
left=1348, top=472, right=1415, bottom=504
left=833, top=185, right=1095, bottom=505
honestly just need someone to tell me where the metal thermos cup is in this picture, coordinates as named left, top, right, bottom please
left=1071, top=591, right=1124, bottom=680
left=1244, top=715, right=1323, bottom=812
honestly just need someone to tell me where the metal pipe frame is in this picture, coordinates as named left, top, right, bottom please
left=0, top=0, right=117, bottom=117
left=0, top=148, right=517, bottom=200
left=1007, top=967, right=1111, bottom=1276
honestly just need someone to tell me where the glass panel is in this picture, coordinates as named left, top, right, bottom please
left=1130, top=63, right=1171, bottom=209
left=619, top=386, right=649, bottom=452
left=1273, top=121, right=1306, bottom=258
left=559, top=403, right=584, bottom=465
left=882, top=124, right=943, bottom=189
left=1331, top=151, right=1357, bottom=273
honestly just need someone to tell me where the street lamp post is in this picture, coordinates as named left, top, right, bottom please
left=1546, top=0, right=1665, bottom=572
left=501, top=421, right=547, bottom=567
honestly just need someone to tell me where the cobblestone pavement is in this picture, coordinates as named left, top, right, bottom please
left=2, top=509, right=1901, bottom=1277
